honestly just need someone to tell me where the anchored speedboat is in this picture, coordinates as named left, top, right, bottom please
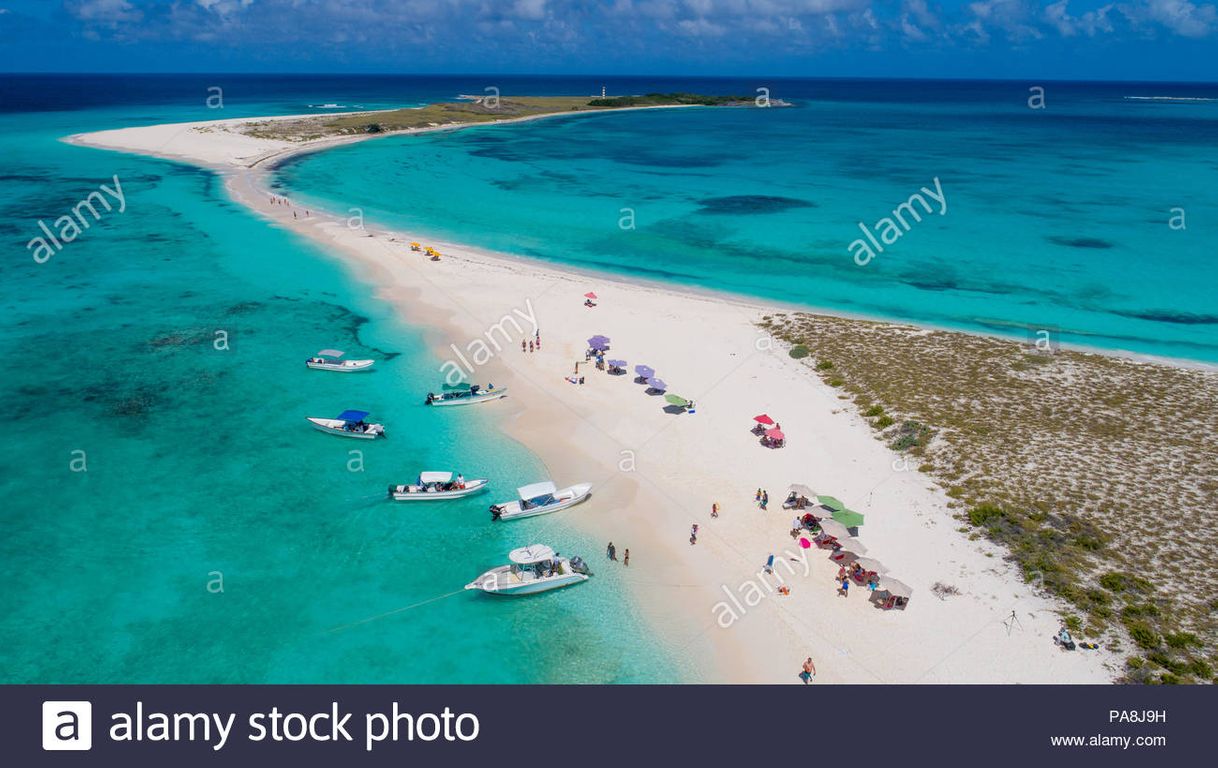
left=425, top=384, right=507, bottom=407
left=464, top=544, right=591, bottom=595
left=305, top=349, right=375, bottom=372
left=388, top=471, right=489, bottom=501
left=306, top=409, right=385, bottom=439
left=489, top=481, right=592, bottom=521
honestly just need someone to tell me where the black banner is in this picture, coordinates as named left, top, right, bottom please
left=3, top=685, right=1204, bottom=765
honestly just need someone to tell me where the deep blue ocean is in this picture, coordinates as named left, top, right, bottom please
left=2, top=74, right=1216, bottom=684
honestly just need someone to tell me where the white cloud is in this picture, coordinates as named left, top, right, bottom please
left=1045, top=1, right=1115, bottom=36
left=1136, top=0, right=1217, bottom=36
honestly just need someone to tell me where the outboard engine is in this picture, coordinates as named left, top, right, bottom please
left=489, top=504, right=503, bottom=521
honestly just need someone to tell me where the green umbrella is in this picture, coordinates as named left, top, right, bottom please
left=832, top=508, right=866, bottom=528
left=664, top=394, right=691, bottom=407
left=817, top=495, right=846, bottom=513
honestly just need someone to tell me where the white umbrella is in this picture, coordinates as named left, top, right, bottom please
left=787, top=483, right=815, bottom=498
left=877, top=577, right=913, bottom=598
left=817, top=518, right=854, bottom=541
left=850, top=556, right=889, bottom=574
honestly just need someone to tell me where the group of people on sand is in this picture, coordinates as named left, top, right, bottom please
left=754, top=488, right=770, bottom=510
left=521, top=331, right=541, bottom=354
left=606, top=541, right=629, bottom=566
left=268, top=195, right=309, bottom=218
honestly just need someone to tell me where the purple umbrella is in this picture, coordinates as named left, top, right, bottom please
left=634, top=365, right=655, bottom=379
left=587, top=335, right=611, bottom=350
left=607, top=359, right=627, bottom=368
left=646, top=377, right=667, bottom=392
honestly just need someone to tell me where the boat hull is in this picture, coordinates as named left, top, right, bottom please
left=390, top=479, right=489, bottom=501
left=306, top=359, right=375, bottom=372
left=491, top=483, right=592, bottom=521
left=427, top=389, right=508, bottom=407
left=306, top=417, right=385, bottom=439
left=464, top=570, right=588, bottom=595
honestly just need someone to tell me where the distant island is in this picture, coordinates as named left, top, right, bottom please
left=241, top=93, right=772, bottom=143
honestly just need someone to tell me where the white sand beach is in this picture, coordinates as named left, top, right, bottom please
left=69, top=113, right=1119, bottom=684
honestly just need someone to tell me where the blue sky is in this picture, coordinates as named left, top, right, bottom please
left=1, top=1, right=1216, bottom=80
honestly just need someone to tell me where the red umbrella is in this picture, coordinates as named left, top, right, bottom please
left=753, top=414, right=774, bottom=425
left=584, top=292, right=598, bottom=299
left=766, top=428, right=785, bottom=440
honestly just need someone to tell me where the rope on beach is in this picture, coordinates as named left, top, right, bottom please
left=326, top=588, right=467, bottom=634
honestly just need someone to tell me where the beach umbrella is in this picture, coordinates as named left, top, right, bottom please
left=665, top=394, right=691, bottom=407
left=817, top=495, right=846, bottom=513
left=832, top=508, right=866, bottom=528
left=584, top=292, right=598, bottom=299
left=798, top=537, right=812, bottom=549
left=634, top=364, right=654, bottom=379
left=765, top=428, right=785, bottom=440
left=753, top=414, right=775, bottom=425
left=646, top=377, right=667, bottom=392
left=816, top=518, right=854, bottom=541
left=587, top=335, right=611, bottom=350
left=788, top=483, right=815, bottom=498
left=851, top=556, right=889, bottom=575
left=877, top=577, right=913, bottom=598
left=607, top=359, right=626, bottom=368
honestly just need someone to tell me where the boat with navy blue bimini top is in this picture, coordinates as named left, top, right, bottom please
left=425, top=383, right=507, bottom=407
left=306, top=409, right=386, bottom=439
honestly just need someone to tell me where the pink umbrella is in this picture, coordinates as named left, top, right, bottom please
left=753, top=414, right=774, bottom=425
left=766, top=428, right=785, bottom=440
left=798, top=537, right=812, bottom=549
left=584, top=292, right=598, bottom=299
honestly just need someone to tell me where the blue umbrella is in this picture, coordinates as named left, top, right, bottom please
left=634, top=364, right=654, bottom=378
left=607, top=359, right=627, bottom=368
left=587, top=335, right=611, bottom=350
left=646, top=377, right=667, bottom=392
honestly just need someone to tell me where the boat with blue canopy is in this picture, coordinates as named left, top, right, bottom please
left=306, top=409, right=385, bottom=439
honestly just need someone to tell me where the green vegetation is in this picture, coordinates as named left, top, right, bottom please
left=587, top=92, right=752, bottom=107
left=241, top=94, right=747, bottom=143
left=788, top=344, right=810, bottom=359
left=759, top=310, right=1218, bottom=681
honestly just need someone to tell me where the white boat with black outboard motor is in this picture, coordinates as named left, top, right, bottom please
left=388, top=471, right=489, bottom=501
left=464, top=544, right=592, bottom=595
left=305, top=349, right=375, bottom=372
left=306, top=409, right=386, bottom=439
left=489, top=481, right=592, bottom=521
left=425, top=383, right=507, bottom=407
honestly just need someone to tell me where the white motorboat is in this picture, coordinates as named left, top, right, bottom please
left=306, top=409, right=385, bottom=439
left=305, top=349, right=375, bottom=372
left=425, top=384, right=507, bottom=407
left=464, top=544, right=591, bottom=595
left=489, top=481, right=592, bottom=521
left=388, top=471, right=489, bottom=501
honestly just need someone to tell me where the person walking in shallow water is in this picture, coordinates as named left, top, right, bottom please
left=623, top=549, right=630, bottom=566
left=607, top=542, right=616, bottom=561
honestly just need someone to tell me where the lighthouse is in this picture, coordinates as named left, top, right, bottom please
left=600, top=85, right=606, bottom=98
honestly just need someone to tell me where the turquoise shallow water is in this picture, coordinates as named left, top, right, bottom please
left=4, top=75, right=1217, bottom=684
left=278, top=81, right=1218, bottom=362
left=0, top=76, right=686, bottom=683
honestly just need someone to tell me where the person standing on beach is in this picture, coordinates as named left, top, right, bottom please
left=607, top=542, right=616, bottom=561
left=761, top=490, right=769, bottom=510
left=690, top=524, right=698, bottom=545
left=755, top=488, right=762, bottom=504
left=623, top=549, right=630, bottom=566
left=800, top=657, right=817, bottom=684
left=521, top=340, right=526, bottom=352
left=529, top=340, right=534, bottom=353
left=838, top=577, right=850, bottom=598
left=711, top=502, right=719, bottom=518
